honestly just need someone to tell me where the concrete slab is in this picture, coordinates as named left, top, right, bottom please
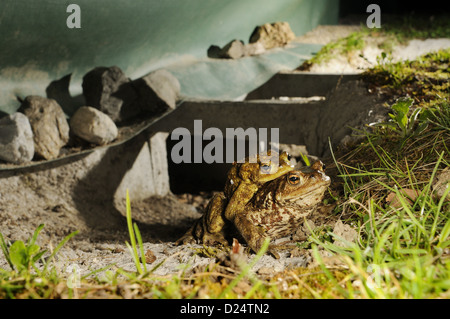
left=245, top=72, right=360, bottom=99
left=153, top=99, right=325, bottom=153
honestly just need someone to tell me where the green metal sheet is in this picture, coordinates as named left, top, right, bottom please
left=167, top=42, right=323, bottom=100
left=0, top=0, right=337, bottom=114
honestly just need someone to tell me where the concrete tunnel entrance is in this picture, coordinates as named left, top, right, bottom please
left=157, top=72, right=387, bottom=193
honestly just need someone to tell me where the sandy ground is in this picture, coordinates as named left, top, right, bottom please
left=1, top=24, right=449, bottom=283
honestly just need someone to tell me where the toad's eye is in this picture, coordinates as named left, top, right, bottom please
left=288, top=175, right=301, bottom=185
left=260, top=163, right=272, bottom=174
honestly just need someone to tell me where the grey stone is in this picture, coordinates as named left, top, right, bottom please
left=220, top=39, right=246, bottom=59
left=132, top=69, right=180, bottom=114
left=46, top=74, right=73, bottom=112
left=82, top=66, right=140, bottom=122
left=19, top=95, right=69, bottom=160
left=207, top=45, right=222, bottom=58
left=70, top=106, right=118, bottom=145
left=0, top=112, right=34, bottom=164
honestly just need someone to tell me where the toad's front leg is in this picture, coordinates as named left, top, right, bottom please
left=233, top=213, right=280, bottom=259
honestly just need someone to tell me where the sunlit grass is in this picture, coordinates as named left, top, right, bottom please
left=310, top=91, right=449, bottom=298
left=310, top=152, right=449, bottom=298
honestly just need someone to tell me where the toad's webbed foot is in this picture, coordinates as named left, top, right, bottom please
left=175, top=217, right=229, bottom=247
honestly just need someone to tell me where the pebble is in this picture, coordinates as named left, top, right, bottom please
left=132, top=69, right=180, bottom=114
left=19, top=95, right=70, bottom=160
left=220, top=39, right=246, bottom=59
left=70, top=106, right=118, bottom=145
left=332, top=220, right=358, bottom=247
left=0, top=112, right=35, bottom=164
left=249, top=22, right=296, bottom=49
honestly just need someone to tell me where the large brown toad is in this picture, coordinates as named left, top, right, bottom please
left=177, top=158, right=330, bottom=258
left=235, top=161, right=331, bottom=257
left=176, top=150, right=294, bottom=246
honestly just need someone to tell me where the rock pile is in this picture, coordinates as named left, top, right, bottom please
left=208, top=21, right=296, bottom=59
left=0, top=66, right=180, bottom=165
left=81, top=66, right=180, bottom=123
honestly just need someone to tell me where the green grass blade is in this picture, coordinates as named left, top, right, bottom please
left=125, top=190, right=142, bottom=274
left=125, top=241, right=142, bottom=274
left=311, top=245, right=348, bottom=298
left=0, top=232, right=14, bottom=270
left=42, top=230, right=79, bottom=274
left=133, top=222, right=147, bottom=273
left=393, top=188, right=426, bottom=234
left=28, top=224, right=44, bottom=247
left=438, top=218, right=450, bottom=248
left=81, top=263, right=116, bottom=280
